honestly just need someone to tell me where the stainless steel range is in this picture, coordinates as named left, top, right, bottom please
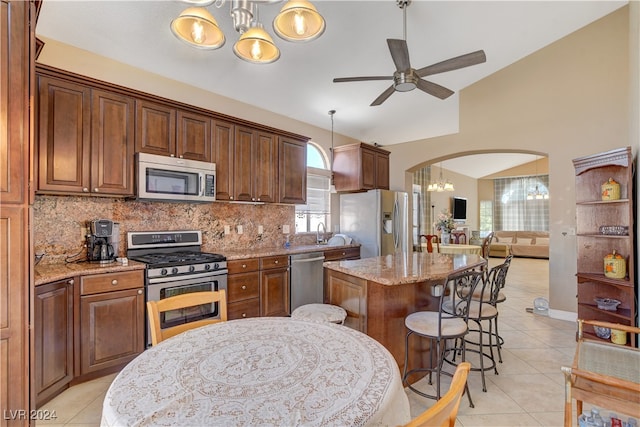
left=127, top=230, right=227, bottom=347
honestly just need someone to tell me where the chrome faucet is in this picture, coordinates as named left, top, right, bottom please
left=317, top=222, right=327, bottom=244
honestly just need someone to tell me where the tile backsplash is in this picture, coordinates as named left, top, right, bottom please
left=34, top=195, right=313, bottom=264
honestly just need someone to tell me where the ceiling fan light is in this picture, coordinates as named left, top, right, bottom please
left=234, top=25, right=280, bottom=64
left=170, top=7, right=225, bottom=50
left=273, top=0, right=325, bottom=42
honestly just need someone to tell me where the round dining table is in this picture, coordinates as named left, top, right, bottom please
left=101, top=317, right=411, bottom=427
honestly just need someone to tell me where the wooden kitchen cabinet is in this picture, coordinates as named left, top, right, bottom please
left=35, top=279, right=74, bottom=407
left=572, top=147, right=636, bottom=346
left=324, top=269, right=367, bottom=332
left=78, top=270, right=144, bottom=377
left=136, top=100, right=211, bottom=162
left=324, top=246, right=361, bottom=261
left=176, top=109, right=211, bottom=162
left=278, top=136, right=307, bottom=204
left=227, top=258, right=261, bottom=320
left=234, top=125, right=278, bottom=203
left=135, top=99, right=176, bottom=157
left=260, top=255, right=290, bottom=317
left=332, top=142, right=390, bottom=192
left=37, top=74, right=135, bottom=196
left=1, top=0, right=33, bottom=418
left=211, top=119, right=235, bottom=201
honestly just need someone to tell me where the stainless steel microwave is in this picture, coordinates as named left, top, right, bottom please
left=136, top=153, right=216, bottom=202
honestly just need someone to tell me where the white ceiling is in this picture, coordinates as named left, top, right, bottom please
left=36, top=0, right=627, bottom=176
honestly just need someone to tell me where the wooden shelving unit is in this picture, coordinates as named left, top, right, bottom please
left=572, top=147, right=637, bottom=346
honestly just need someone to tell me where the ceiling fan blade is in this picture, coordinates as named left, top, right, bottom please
left=387, top=39, right=411, bottom=72
left=416, top=50, right=487, bottom=78
left=416, top=78, right=455, bottom=100
left=370, top=85, right=396, bottom=106
left=333, top=76, right=393, bottom=83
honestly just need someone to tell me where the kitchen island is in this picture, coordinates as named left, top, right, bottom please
left=323, top=252, right=486, bottom=380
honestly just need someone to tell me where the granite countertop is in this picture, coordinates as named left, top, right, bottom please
left=35, top=260, right=146, bottom=286
left=323, top=252, right=486, bottom=286
left=221, top=244, right=361, bottom=261
left=35, top=244, right=360, bottom=285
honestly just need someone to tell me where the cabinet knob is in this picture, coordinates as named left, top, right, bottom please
left=241, top=285, right=247, bottom=290
left=230, top=196, right=234, bottom=200
left=111, top=279, right=118, bottom=285
left=179, top=155, right=183, bottom=159
left=68, top=279, right=74, bottom=285
left=242, top=313, right=247, bottom=318
left=252, top=198, right=255, bottom=201
left=82, top=188, right=89, bottom=192
left=274, top=260, right=279, bottom=264
left=257, top=198, right=261, bottom=201
left=242, top=264, right=246, bottom=268
left=170, top=154, right=175, bottom=157
left=138, top=289, right=143, bottom=295
left=342, top=252, right=346, bottom=256
left=94, top=188, right=99, bottom=192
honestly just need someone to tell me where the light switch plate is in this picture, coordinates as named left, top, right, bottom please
left=258, top=225, right=264, bottom=235
left=224, top=225, right=230, bottom=235
left=237, top=225, right=243, bottom=234
left=282, top=224, right=290, bottom=234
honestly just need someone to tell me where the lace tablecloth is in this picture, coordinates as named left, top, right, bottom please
left=101, top=317, right=411, bottom=427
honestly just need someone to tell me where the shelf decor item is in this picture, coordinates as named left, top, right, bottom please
left=604, top=250, right=626, bottom=279
left=601, top=177, right=621, bottom=200
left=594, top=297, right=621, bottom=311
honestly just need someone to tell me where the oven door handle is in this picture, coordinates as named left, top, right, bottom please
left=147, top=270, right=228, bottom=285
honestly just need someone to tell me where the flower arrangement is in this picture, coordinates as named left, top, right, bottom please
left=434, top=210, right=455, bottom=233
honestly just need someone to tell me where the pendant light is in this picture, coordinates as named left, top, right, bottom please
left=527, top=155, right=549, bottom=200
left=328, top=109, right=336, bottom=192
left=170, top=7, right=225, bottom=50
left=273, top=0, right=326, bottom=42
left=427, top=163, right=455, bottom=192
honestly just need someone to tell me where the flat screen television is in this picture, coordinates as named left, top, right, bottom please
left=452, top=197, right=467, bottom=222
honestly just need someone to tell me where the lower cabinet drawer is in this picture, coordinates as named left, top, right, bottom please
left=228, top=298, right=260, bottom=320
left=227, top=272, right=260, bottom=303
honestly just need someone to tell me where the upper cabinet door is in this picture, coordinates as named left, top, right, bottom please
left=135, top=100, right=176, bottom=157
left=233, top=125, right=255, bottom=202
left=37, top=76, right=91, bottom=193
left=253, top=131, right=277, bottom=203
left=211, top=119, right=235, bottom=201
left=91, top=89, right=135, bottom=195
left=176, top=110, right=211, bottom=162
left=278, top=137, right=307, bottom=204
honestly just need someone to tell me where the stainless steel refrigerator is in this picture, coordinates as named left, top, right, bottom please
left=340, top=189, right=409, bottom=259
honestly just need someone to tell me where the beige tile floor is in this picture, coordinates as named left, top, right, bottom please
left=37, top=257, right=600, bottom=427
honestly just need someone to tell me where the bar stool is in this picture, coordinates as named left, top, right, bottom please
left=470, top=255, right=512, bottom=363
left=291, top=303, right=347, bottom=324
left=446, top=256, right=512, bottom=392
left=402, top=268, right=482, bottom=407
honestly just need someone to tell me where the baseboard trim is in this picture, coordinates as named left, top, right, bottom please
left=548, top=308, right=577, bottom=322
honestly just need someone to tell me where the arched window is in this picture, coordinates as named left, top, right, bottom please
left=295, top=142, right=331, bottom=233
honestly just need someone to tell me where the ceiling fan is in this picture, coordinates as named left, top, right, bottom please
left=333, top=0, right=487, bottom=106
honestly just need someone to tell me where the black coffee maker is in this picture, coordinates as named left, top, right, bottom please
left=86, top=219, right=116, bottom=264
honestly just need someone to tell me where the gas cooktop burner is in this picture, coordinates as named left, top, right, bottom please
left=129, top=251, right=226, bottom=267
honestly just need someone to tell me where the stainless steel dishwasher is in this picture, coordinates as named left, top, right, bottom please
left=290, top=252, right=325, bottom=311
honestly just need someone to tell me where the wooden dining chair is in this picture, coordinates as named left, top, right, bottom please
left=420, top=234, right=440, bottom=253
left=480, top=232, right=495, bottom=258
left=404, top=362, right=471, bottom=427
left=147, top=290, right=227, bottom=346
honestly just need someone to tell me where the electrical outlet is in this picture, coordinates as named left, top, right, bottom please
left=282, top=224, right=290, bottom=234
left=237, top=225, right=243, bottom=235
left=258, top=225, right=264, bottom=235
left=224, top=225, right=230, bottom=235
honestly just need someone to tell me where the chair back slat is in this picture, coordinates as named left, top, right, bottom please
left=147, top=290, right=228, bottom=346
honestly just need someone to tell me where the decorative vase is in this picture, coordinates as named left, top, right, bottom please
left=441, top=232, right=451, bottom=245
